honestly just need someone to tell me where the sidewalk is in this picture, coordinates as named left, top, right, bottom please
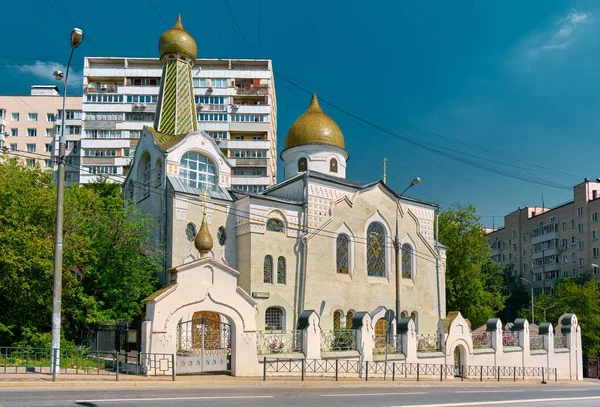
left=0, top=373, right=598, bottom=389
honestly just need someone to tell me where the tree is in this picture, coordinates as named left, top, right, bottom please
left=0, top=157, right=160, bottom=345
left=497, top=263, right=530, bottom=323
left=438, top=203, right=505, bottom=326
left=519, top=279, right=600, bottom=356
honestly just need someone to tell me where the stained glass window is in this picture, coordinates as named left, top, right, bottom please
left=330, top=158, right=338, bottom=173
left=185, top=223, right=196, bottom=242
left=265, top=307, right=283, bottom=330
left=264, top=255, right=273, bottom=283
left=400, top=311, right=408, bottom=318
left=298, top=157, right=307, bottom=172
left=336, top=234, right=349, bottom=274
left=277, top=256, right=286, bottom=284
left=402, top=244, right=413, bottom=278
left=333, top=311, right=341, bottom=329
left=367, top=223, right=386, bottom=277
left=266, top=218, right=284, bottom=232
left=346, top=311, right=354, bottom=328
left=217, top=226, right=226, bottom=246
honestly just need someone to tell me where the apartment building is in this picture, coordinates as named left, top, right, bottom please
left=80, top=57, right=277, bottom=191
left=487, top=178, right=600, bottom=294
left=0, top=86, right=81, bottom=174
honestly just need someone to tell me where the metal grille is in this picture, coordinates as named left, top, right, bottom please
left=530, top=335, right=544, bottom=350
left=256, top=331, right=302, bottom=354
left=336, top=234, right=349, bottom=274
left=402, top=244, right=413, bottom=278
left=367, top=223, right=386, bottom=277
left=502, top=331, right=518, bottom=347
left=176, top=318, right=231, bottom=355
left=333, top=311, right=341, bottom=329
left=374, top=334, right=402, bottom=354
left=320, top=330, right=357, bottom=351
left=277, top=256, right=286, bottom=284
left=554, top=334, right=568, bottom=348
left=263, top=255, right=273, bottom=283
left=265, top=307, right=283, bottom=331
left=417, top=334, right=442, bottom=352
left=346, top=311, right=354, bottom=329
left=472, top=332, right=492, bottom=349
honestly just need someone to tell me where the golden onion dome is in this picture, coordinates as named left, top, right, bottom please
left=284, top=94, right=345, bottom=150
left=158, top=15, right=197, bottom=60
left=194, top=215, right=213, bottom=256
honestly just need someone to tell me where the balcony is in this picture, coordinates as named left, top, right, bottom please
left=81, top=157, right=115, bottom=165
left=531, top=247, right=559, bottom=260
left=197, top=103, right=228, bottom=112
left=85, top=84, right=119, bottom=93
left=218, top=139, right=270, bottom=150
left=236, top=86, right=269, bottom=96
left=233, top=158, right=268, bottom=167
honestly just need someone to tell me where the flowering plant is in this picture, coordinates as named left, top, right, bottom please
left=268, top=338, right=285, bottom=352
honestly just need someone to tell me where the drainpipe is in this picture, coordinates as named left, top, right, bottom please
left=297, top=173, right=309, bottom=325
left=435, top=208, right=442, bottom=320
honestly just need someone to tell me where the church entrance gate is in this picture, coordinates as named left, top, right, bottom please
left=453, top=346, right=463, bottom=377
left=176, top=311, right=232, bottom=374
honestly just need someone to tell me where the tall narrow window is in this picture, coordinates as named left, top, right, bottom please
left=333, top=311, right=341, bottom=329
left=330, top=158, right=338, bottom=173
left=277, top=256, right=286, bottom=284
left=402, top=244, right=413, bottom=278
left=367, top=223, right=386, bottom=277
left=298, top=157, right=307, bottom=172
left=265, top=307, right=283, bottom=330
left=336, top=234, right=349, bottom=274
left=346, top=311, right=354, bottom=328
left=264, top=255, right=273, bottom=283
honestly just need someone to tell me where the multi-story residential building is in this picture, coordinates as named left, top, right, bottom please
left=0, top=86, right=81, bottom=173
left=80, top=57, right=277, bottom=191
left=487, top=178, right=600, bottom=294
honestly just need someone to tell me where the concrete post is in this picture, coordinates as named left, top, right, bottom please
left=398, top=317, right=417, bottom=363
left=513, top=318, right=529, bottom=370
left=486, top=318, right=502, bottom=368
left=539, top=322, right=554, bottom=373
left=353, top=312, right=373, bottom=362
left=297, top=310, right=321, bottom=360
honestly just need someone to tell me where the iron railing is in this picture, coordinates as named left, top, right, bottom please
left=530, top=335, right=545, bottom=350
left=554, top=334, right=568, bottom=349
left=176, top=317, right=231, bottom=356
left=0, top=347, right=174, bottom=381
left=502, top=331, right=519, bottom=347
left=256, top=331, right=303, bottom=354
left=262, top=357, right=558, bottom=382
left=320, top=329, right=357, bottom=352
left=417, top=334, right=442, bottom=352
left=374, top=334, right=402, bottom=354
left=472, top=332, right=492, bottom=349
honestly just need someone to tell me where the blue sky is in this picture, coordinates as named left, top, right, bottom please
left=2, top=0, right=599, bottom=227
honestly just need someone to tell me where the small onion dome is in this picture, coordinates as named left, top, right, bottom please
left=284, top=94, right=345, bottom=150
left=158, top=15, right=197, bottom=61
left=194, top=215, right=213, bottom=256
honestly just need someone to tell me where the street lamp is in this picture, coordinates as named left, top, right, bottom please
left=394, top=177, right=421, bottom=323
left=534, top=304, right=556, bottom=323
left=51, top=27, right=84, bottom=376
left=521, top=277, right=534, bottom=325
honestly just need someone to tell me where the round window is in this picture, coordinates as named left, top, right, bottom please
left=217, top=226, right=226, bottom=246
left=185, top=223, right=196, bottom=242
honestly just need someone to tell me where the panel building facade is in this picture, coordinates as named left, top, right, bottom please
left=80, top=57, right=277, bottom=191
left=487, top=179, right=600, bottom=294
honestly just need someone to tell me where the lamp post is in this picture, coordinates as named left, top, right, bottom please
left=394, top=177, right=420, bottom=323
left=51, top=27, right=84, bottom=375
left=534, top=304, right=556, bottom=323
left=521, top=277, right=534, bottom=325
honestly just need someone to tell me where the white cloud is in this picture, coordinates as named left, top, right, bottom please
left=14, top=60, right=82, bottom=87
left=536, top=10, right=591, bottom=53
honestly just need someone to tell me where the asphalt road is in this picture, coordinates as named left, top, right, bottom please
left=1, top=385, right=600, bottom=407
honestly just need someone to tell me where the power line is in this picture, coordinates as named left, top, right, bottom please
left=46, top=0, right=103, bottom=54
left=5, top=149, right=443, bottom=266
left=223, top=0, right=254, bottom=56
left=132, top=0, right=161, bottom=38
left=147, top=0, right=170, bottom=28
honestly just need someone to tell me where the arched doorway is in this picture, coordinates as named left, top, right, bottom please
left=454, top=346, right=464, bottom=377
left=374, top=319, right=388, bottom=353
left=177, top=311, right=232, bottom=373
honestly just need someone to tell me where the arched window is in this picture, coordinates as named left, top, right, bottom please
left=400, top=311, right=408, bottom=318
left=277, top=256, right=286, bottom=284
left=178, top=151, right=217, bottom=190
left=266, top=218, right=285, bottom=232
left=127, top=180, right=134, bottom=200
left=138, top=152, right=151, bottom=199
left=375, top=319, right=387, bottom=336
left=410, top=311, right=418, bottom=332
left=333, top=311, right=341, bottom=329
left=330, top=158, right=338, bottom=173
left=367, top=223, right=386, bottom=277
left=217, top=226, right=226, bottom=246
left=265, top=307, right=284, bottom=330
left=263, top=255, right=273, bottom=283
left=336, top=234, right=349, bottom=274
left=297, top=157, right=307, bottom=172
left=402, top=244, right=413, bottom=278
left=155, top=159, right=162, bottom=184
left=346, top=311, right=354, bottom=328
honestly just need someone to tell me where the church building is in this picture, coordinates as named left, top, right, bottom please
left=127, top=16, right=447, bottom=375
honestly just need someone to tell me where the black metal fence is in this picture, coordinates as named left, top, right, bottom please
left=262, top=357, right=558, bottom=382
left=0, top=347, right=174, bottom=382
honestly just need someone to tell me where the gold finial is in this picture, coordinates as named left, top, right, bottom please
left=158, top=15, right=198, bottom=60
left=383, top=157, right=388, bottom=184
left=194, top=189, right=213, bottom=256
